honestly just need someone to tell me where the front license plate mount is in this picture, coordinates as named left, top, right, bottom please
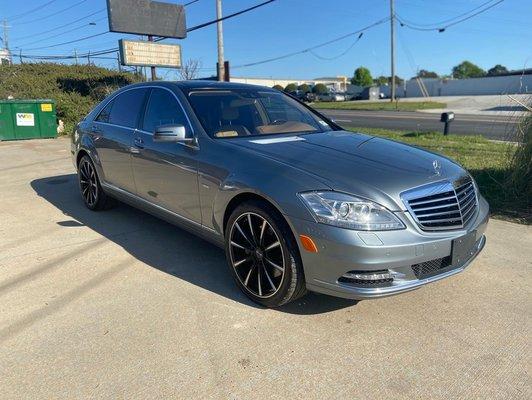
left=451, top=230, right=477, bottom=266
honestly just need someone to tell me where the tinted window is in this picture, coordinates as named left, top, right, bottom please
left=187, top=89, right=332, bottom=138
left=95, top=100, right=113, bottom=123
left=142, top=88, right=189, bottom=133
left=108, top=88, right=148, bottom=128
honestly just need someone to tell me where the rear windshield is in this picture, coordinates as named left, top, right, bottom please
left=187, top=89, right=333, bottom=138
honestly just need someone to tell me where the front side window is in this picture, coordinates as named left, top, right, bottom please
left=108, top=88, right=148, bottom=128
left=187, top=89, right=333, bottom=138
left=142, top=89, right=189, bottom=133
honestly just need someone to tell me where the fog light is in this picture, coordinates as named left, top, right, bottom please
left=341, top=270, right=393, bottom=281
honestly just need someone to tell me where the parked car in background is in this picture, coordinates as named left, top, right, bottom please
left=288, top=90, right=314, bottom=103
left=72, top=81, right=488, bottom=308
left=317, top=92, right=346, bottom=102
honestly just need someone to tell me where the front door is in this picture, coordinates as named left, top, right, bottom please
left=92, top=88, right=148, bottom=193
left=131, top=88, right=201, bottom=223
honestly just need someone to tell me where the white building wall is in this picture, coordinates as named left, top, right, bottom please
left=380, top=74, right=532, bottom=98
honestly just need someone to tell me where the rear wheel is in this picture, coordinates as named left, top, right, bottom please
left=225, top=200, right=307, bottom=307
left=78, top=155, right=114, bottom=211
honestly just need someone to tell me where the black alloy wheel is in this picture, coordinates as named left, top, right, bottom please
left=225, top=200, right=307, bottom=307
left=78, top=155, right=113, bottom=211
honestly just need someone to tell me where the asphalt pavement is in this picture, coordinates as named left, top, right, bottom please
left=1, top=139, right=531, bottom=399
left=319, top=109, right=519, bottom=141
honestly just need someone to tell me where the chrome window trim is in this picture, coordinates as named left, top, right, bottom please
left=93, top=85, right=195, bottom=137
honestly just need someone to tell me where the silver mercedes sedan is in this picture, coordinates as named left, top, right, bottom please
left=71, top=81, right=488, bottom=307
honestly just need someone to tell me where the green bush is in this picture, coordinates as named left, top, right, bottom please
left=272, top=84, right=284, bottom=91
left=284, top=83, right=297, bottom=92
left=312, top=83, right=328, bottom=94
left=0, top=63, right=142, bottom=134
left=297, top=83, right=310, bottom=93
left=507, top=112, right=531, bottom=218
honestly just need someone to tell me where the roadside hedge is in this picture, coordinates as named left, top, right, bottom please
left=0, top=63, right=142, bottom=134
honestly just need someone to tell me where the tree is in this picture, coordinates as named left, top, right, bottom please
left=312, top=83, right=328, bottom=94
left=487, top=64, right=509, bottom=76
left=272, top=84, right=284, bottom=91
left=391, top=75, right=404, bottom=85
left=351, top=66, right=373, bottom=87
left=374, top=76, right=388, bottom=85
left=451, top=61, right=486, bottom=79
left=179, top=59, right=201, bottom=80
left=284, top=83, right=297, bottom=92
left=298, top=83, right=310, bottom=93
left=373, top=75, right=404, bottom=86
left=417, top=69, right=439, bottom=78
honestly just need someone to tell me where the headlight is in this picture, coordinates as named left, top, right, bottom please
left=298, top=191, right=405, bottom=231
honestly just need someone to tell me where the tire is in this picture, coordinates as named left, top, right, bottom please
left=225, top=200, right=307, bottom=307
left=77, top=155, right=114, bottom=211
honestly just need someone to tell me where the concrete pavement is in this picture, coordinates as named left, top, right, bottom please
left=1, top=138, right=531, bottom=399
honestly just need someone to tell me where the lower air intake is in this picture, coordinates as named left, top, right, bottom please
left=411, top=256, right=453, bottom=279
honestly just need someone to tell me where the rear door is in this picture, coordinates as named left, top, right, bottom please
left=92, top=88, right=148, bottom=193
left=131, top=87, right=201, bottom=223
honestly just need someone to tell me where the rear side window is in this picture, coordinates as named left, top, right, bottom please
left=142, top=88, right=189, bottom=133
left=95, top=100, right=113, bottom=123
left=108, top=88, right=148, bottom=128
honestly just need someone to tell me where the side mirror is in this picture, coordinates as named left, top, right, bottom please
left=153, top=125, right=193, bottom=143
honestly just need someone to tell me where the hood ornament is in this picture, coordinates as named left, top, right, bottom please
left=432, top=160, right=442, bottom=176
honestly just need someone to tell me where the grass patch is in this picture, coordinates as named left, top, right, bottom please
left=312, top=100, right=446, bottom=111
left=345, top=126, right=530, bottom=224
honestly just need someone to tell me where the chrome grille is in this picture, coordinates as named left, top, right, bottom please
left=401, top=177, right=478, bottom=231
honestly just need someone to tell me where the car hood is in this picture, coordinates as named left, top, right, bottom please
left=227, top=130, right=468, bottom=211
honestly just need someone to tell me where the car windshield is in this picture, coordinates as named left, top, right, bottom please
left=187, top=88, right=333, bottom=138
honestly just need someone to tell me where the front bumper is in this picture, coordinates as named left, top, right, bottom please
left=288, top=195, right=489, bottom=300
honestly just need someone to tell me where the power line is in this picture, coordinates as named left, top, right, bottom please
left=396, top=0, right=498, bottom=27
left=22, top=0, right=279, bottom=58
left=309, top=33, right=364, bottom=60
left=20, top=0, right=276, bottom=60
left=23, top=32, right=109, bottom=51
left=11, top=9, right=106, bottom=41
left=15, top=0, right=90, bottom=25
left=15, top=17, right=107, bottom=49
left=7, top=0, right=59, bottom=22
left=231, top=17, right=389, bottom=69
left=396, top=0, right=505, bottom=32
left=157, top=0, right=276, bottom=37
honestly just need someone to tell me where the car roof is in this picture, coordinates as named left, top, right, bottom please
left=124, top=80, right=275, bottom=92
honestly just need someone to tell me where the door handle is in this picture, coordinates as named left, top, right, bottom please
left=134, top=137, right=144, bottom=149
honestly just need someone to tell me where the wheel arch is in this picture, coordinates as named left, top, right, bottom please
left=222, top=192, right=302, bottom=261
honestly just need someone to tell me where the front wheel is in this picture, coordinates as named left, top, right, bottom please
left=225, top=200, right=307, bottom=307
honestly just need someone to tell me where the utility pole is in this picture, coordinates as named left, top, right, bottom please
left=216, top=0, right=225, bottom=81
left=74, top=49, right=78, bottom=65
left=2, top=19, right=12, bottom=64
left=117, top=52, right=122, bottom=72
left=2, top=19, right=8, bottom=50
left=148, top=35, right=156, bottom=80
left=390, top=0, right=396, bottom=101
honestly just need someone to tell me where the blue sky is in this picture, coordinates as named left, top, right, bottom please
left=1, top=0, right=531, bottom=80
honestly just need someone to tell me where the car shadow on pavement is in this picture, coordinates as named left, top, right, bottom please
left=31, top=174, right=357, bottom=315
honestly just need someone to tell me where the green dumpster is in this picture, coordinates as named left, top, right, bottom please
left=0, top=99, right=57, bottom=141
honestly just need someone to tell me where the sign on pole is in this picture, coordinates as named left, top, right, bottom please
left=119, top=40, right=182, bottom=68
left=107, top=0, right=187, bottom=39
